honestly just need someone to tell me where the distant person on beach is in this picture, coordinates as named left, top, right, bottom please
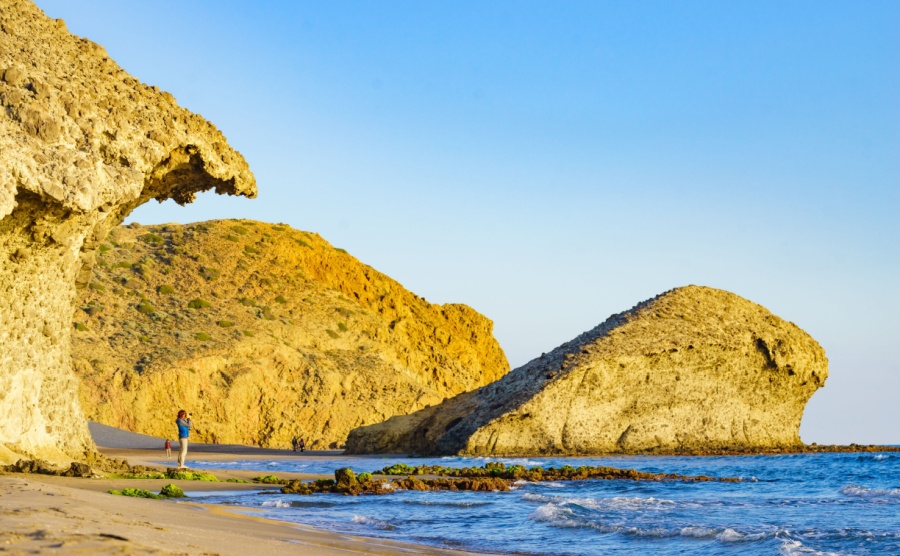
left=291, top=436, right=298, bottom=452
left=298, top=438, right=305, bottom=453
left=164, top=439, right=172, bottom=459
left=175, top=410, right=192, bottom=468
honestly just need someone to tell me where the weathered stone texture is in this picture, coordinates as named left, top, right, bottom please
left=71, top=220, right=509, bottom=449
left=346, top=286, right=828, bottom=455
left=0, top=0, right=255, bottom=463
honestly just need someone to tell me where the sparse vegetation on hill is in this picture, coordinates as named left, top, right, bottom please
left=72, top=220, right=509, bottom=449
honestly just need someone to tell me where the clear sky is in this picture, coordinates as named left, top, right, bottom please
left=36, top=1, right=898, bottom=444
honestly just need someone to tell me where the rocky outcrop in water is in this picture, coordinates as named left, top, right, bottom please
left=346, top=286, right=828, bottom=455
left=71, top=220, right=509, bottom=449
left=0, top=0, right=255, bottom=464
left=279, top=461, right=738, bottom=496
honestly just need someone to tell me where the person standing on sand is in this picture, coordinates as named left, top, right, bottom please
left=164, top=439, right=172, bottom=459
left=298, top=438, right=305, bottom=453
left=291, top=436, right=298, bottom=452
left=175, top=410, right=192, bottom=468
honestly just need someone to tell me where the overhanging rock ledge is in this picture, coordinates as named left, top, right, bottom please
left=0, top=0, right=256, bottom=464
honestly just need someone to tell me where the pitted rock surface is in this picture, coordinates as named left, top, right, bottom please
left=70, top=220, right=509, bottom=449
left=346, top=286, right=828, bottom=455
left=0, top=0, right=255, bottom=464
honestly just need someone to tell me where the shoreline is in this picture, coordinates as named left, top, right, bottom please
left=4, top=423, right=897, bottom=555
left=0, top=475, right=484, bottom=555
left=1, top=445, right=489, bottom=556
left=0, top=424, right=490, bottom=555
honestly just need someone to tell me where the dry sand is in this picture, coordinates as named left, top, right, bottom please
left=0, top=423, right=487, bottom=555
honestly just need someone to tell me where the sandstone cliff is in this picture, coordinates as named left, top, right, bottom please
left=0, top=0, right=255, bottom=464
left=346, top=286, right=828, bottom=455
left=71, top=220, right=509, bottom=449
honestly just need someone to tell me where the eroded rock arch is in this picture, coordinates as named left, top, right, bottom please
left=0, top=0, right=256, bottom=463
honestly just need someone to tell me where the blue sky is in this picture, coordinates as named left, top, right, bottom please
left=37, top=1, right=898, bottom=444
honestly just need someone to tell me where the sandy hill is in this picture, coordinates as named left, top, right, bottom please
left=346, top=286, right=828, bottom=455
left=71, top=220, right=509, bottom=449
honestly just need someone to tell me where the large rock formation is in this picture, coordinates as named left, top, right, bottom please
left=71, top=220, right=509, bottom=449
left=0, top=0, right=255, bottom=464
left=346, top=286, right=828, bottom=455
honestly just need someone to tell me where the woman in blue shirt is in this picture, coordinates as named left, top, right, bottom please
left=175, top=410, right=192, bottom=468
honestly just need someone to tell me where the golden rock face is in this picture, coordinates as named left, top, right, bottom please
left=0, top=0, right=255, bottom=463
left=346, top=286, right=828, bottom=456
left=71, top=220, right=509, bottom=449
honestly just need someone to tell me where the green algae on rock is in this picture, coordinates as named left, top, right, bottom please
left=279, top=462, right=739, bottom=497
left=108, top=483, right=185, bottom=499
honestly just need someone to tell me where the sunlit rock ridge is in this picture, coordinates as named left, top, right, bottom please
left=0, top=0, right=256, bottom=464
left=71, top=220, right=509, bottom=449
left=346, top=286, right=828, bottom=455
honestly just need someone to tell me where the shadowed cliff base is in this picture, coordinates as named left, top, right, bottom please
left=347, top=286, right=830, bottom=456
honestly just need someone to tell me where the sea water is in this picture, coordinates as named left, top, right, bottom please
left=184, top=452, right=900, bottom=555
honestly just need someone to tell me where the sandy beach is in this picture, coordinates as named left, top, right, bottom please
left=0, top=423, right=486, bottom=555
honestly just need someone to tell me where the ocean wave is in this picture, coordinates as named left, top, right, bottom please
left=444, top=456, right=546, bottom=468
left=528, top=499, right=775, bottom=544
left=260, top=499, right=291, bottom=508
left=858, top=453, right=895, bottom=462
left=529, top=504, right=770, bottom=542
left=528, top=504, right=577, bottom=525
left=778, top=539, right=842, bottom=556
left=281, top=499, right=338, bottom=508
left=352, top=515, right=396, bottom=530
left=716, top=528, right=767, bottom=542
left=677, top=526, right=758, bottom=542
left=402, top=499, right=491, bottom=508
left=522, top=493, right=677, bottom=511
left=839, top=485, right=900, bottom=498
left=679, top=526, right=719, bottom=538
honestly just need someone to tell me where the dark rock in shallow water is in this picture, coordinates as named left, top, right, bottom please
left=278, top=462, right=740, bottom=496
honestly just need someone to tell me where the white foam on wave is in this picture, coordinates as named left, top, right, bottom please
left=403, top=499, right=489, bottom=508
left=529, top=498, right=771, bottom=544
left=839, top=484, right=900, bottom=498
left=260, top=499, right=291, bottom=508
left=716, top=528, right=745, bottom=542
left=352, top=515, right=395, bottom=530
left=451, top=456, right=546, bottom=468
left=522, top=492, right=677, bottom=511
left=680, top=526, right=718, bottom=538
left=778, top=539, right=842, bottom=556
left=529, top=505, right=728, bottom=540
